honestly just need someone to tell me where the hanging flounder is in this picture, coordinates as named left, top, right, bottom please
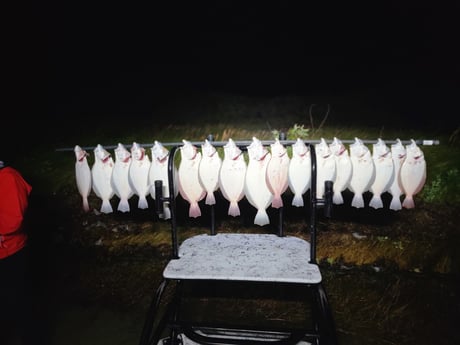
left=349, top=138, right=375, bottom=208
left=315, top=138, right=336, bottom=200
left=288, top=138, right=311, bottom=207
left=149, top=141, right=178, bottom=219
left=129, top=142, right=151, bottom=209
left=198, top=139, right=222, bottom=205
left=91, top=144, right=115, bottom=214
left=218, top=138, right=247, bottom=217
left=266, top=138, right=290, bottom=208
left=178, top=140, right=206, bottom=218
left=369, top=139, right=394, bottom=209
left=111, top=143, right=133, bottom=213
left=74, top=145, right=92, bottom=212
left=400, top=139, right=426, bottom=209
left=244, top=137, right=273, bottom=226
left=329, top=137, right=352, bottom=205
left=388, top=139, right=407, bottom=211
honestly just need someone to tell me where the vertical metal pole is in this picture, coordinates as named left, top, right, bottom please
left=168, top=146, right=179, bottom=259
left=309, top=143, right=317, bottom=264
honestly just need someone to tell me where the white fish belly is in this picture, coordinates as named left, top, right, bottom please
left=149, top=160, right=178, bottom=198
left=288, top=156, right=311, bottom=207
left=219, top=158, right=246, bottom=203
left=112, top=162, right=133, bottom=200
left=129, top=160, right=151, bottom=209
left=316, top=156, right=336, bottom=198
left=400, top=160, right=426, bottom=196
left=266, top=156, right=290, bottom=206
left=178, top=157, right=205, bottom=205
left=129, top=162, right=151, bottom=197
left=370, top=159, right=394, bottom=195
left=198, top=156, right=222, bottom=204
left=349, top=158, right=375, bottom=194
left=245, top=155, right=273, bottom=225
left=76, top=161, right=92, bottom=198
left=334, top=156, right=352, bottom=193
left=92, top=163, right=114, bottom=200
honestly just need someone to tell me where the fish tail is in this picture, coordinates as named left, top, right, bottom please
left=117, top=199, right=130, bottom=213
left=100, top=200, right=113, bottom=214
left=369, top=195, right=383, bottom=209
left=291, top=194, right=304, bottom=207
left=189, top=202, right=202, bottom=218
left=205, top=192, right=216, bottom=205
left=389, top=196, right=402, bottom=211
left=271, top=195, right=283, bottom=209
left=138, top=196, right=149, bottom=209
left=228, top=202, right=240, bottom=217
left=333, top=192, right=344, bottom=205
left=351, top=194, right=365, bottom=208
left=402, top=196, right=415, bottom=209
left=254, top=210, right=270, bottom=226
left=82, top=198, right=90, bottom=212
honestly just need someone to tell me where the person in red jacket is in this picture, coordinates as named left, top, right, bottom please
left=0, top=160, right=33, bottom=344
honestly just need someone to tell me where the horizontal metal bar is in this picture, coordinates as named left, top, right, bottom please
left=55, top=138, right=440, bottom=152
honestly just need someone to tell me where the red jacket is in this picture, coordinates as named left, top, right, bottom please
left=0, top=166, right=32, bottom=259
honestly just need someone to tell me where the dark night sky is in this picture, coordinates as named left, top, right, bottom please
left=6, top=2, right=460, bottom=128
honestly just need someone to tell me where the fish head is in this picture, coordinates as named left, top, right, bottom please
left=329, top=137, right=346, bottom=156
left=292, top=138, right=309, bottom=157
left=151, top=141, right=169, bottom=161
left=181, top=140, right=197, bottom=160
left=94, top=144, right=111, bottom=163
left=373, top=138, right=390, bottom=158
left=406, top=140, right=424, bottom=161
left=247, top=137, right=269, bottom=161
left=224, top=139, right=242, bottom=160
left=350, top=138, right=369, bottom=158
left=201, top=139, right=217, bottom=157
left=270, top=139, right=287, bottom=157
left=115, top=143, right=131, bottom=163
left=74, top=145, right=88, bottom=162
left=391, top=139, right=406, bottom=159
left=315, top=138, right=332, bottom=159
left=131, top=142, right=145, bottom=161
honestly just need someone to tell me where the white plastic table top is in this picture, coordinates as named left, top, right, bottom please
left=163, top=233, right=322, bottom=284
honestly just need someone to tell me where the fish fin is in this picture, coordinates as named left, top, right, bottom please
left=351, top=194, right=365, bottom=208
left=254, top=210, right=270, bottom=226
left=369, top=195, right=383, bottom=209
left=402, top=196, right=415, bottom=209
left=117, top=199, right=130, bottom=213
left=228, top=202, right=240, bottom=217
left=189, top=202, right=202, bottom=218
left=389, top=196, right=402, bottom=211
left=205, top=192, right=216, bottom=205
left=291, top=194, right=304, bottom=207
left=82, top=198, right=90, bottom=212
left=333, top=192, right=344, bottom=205
left=138, top=196, right=149, bottom=209
left=100, top=200, right=113, bottom=214
left=271, top=195, right=283, bottom=209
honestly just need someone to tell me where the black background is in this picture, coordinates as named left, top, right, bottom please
left=5, top=1, right=460, bottom=133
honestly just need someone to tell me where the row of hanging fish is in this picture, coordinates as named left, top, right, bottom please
left=74, top=141, right=178, bottom=219
left=74, top=137, right=426, bottom=226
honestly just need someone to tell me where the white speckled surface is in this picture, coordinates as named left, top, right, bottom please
left=163, top=233, right=322, bottom=284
